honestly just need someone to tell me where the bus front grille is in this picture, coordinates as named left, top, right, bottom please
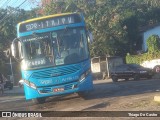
left=31, top=65, right=80, bottom=79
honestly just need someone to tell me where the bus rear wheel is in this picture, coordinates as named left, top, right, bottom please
left=32, top=97, right=46, bottom=104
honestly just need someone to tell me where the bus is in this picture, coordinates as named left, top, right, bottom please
left=11, top=13, right=93, bottom=104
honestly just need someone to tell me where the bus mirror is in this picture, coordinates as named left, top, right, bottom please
left=11, top=38, right=20, bottom=60
left=87, top=31, right=93, bottom=44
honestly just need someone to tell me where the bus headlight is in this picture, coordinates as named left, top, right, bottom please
left=30, top=82, right=37, bottom=89
left=24, top=80, right=37, bottom=89
left=21, top=60, right=28, bottom=70
left=79, top=68, right=91, bottom=82
left=80, top=74, right=86, bottom=82
left=24, top=80, right=29, bottom=86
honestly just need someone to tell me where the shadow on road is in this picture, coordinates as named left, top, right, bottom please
left=81, top=102, right=109, bottom=111
left=38, top=79, right=160, bottom=106
left=87, top=79, right=160, bottom=100
left=2, top=78, right=160, bottom=111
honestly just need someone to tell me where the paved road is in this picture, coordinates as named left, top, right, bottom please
left=0, top=78, right=160, bottom=113
left=0, top=86, right=24, bottom=100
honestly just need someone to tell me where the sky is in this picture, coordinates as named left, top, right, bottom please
left=0, top=0, right=41, bottom=10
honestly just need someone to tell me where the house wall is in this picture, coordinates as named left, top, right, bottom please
left=143, top=26, right=160, bottom=51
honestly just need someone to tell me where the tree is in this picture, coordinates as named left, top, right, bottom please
left=35, top=0, right=160, bottom=57
left=0, top=7, right=37, bottom=75
left=147, top=35, right=160, bottom=53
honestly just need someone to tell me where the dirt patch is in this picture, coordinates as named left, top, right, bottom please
left=123, top=99, right=152, bottom=108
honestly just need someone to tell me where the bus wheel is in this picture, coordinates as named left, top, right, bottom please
left=77, top=91, right=89, bottom=100
left=32, top=97, right=46, bottom=104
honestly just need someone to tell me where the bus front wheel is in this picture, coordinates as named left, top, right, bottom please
left=77, top=91, right=89, bottom=100
left=32, top=97, right=46, bottom=104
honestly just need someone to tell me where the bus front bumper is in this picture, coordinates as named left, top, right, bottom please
left=24, top=74, right=93, bottom=100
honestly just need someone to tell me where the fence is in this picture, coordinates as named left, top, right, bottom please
left=91, top=56, right=124, bottom=79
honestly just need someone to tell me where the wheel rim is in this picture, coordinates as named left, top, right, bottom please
left=155, top=67, right=160, bottom=73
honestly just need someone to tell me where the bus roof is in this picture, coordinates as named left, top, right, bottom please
left=18, top=13, right=76, bottom=26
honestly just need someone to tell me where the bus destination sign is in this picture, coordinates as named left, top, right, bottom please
left=19, top=14, right=81, bottom=32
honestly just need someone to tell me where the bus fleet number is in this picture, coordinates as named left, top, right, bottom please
left=26, top=23, right=38, bottom=31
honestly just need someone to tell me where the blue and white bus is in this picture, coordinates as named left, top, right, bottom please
left=11, top=13, right=93, bottom=103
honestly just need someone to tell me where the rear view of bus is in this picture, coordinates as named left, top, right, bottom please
left=12, top=13, right=93, bottom=103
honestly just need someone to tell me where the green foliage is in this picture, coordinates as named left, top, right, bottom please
left=147, top=35, right=160, bottom=52
left=2, top=0, right=160, bottom=75
left=0, top=7, right=37, bottom=75
left=39, top=0, right=160, bottom=57
left=126, top=35, right=160, bottom=64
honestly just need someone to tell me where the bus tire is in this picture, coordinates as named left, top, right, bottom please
left=78, top=91, right=89, bottom=100
left=32, top=97, right=46, bottom=104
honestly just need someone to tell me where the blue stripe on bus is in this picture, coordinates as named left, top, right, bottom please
left=17, top=23, right=85, bottom=37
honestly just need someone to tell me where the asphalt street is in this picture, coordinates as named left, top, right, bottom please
left=1, top=78, right=160, bottom=112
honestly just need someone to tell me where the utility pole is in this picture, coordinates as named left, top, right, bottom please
left=10, top=57, right=14, bottom=85
left=6, top=57, right=15, bottom=85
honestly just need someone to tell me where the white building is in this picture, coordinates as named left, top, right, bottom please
left=142, top=25, right=160, bottom=51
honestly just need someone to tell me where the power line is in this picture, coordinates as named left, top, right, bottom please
left=0, top=0, right=7, bottom=8
left=9, top=0, right=22, bottom=8
left=0, top=0, right=12, bottom=8
left=20, top=0, right=31, bottom=10
left=28, top=0, right=38, bottom=10
left=0, top=0, right=21, bottom=20
left=28, top=0, right=34, bottom=10
left=0, top=0, right=27, bottom=24
left=29, top=0, right=41, bottom=7
left=4, top=0, right=12, bottom=8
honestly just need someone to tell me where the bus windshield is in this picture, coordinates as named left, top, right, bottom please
left=21, top=27, right=89, bottom=69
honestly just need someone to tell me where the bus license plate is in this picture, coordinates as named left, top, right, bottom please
left=53, top=88, right=64, bottom=92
